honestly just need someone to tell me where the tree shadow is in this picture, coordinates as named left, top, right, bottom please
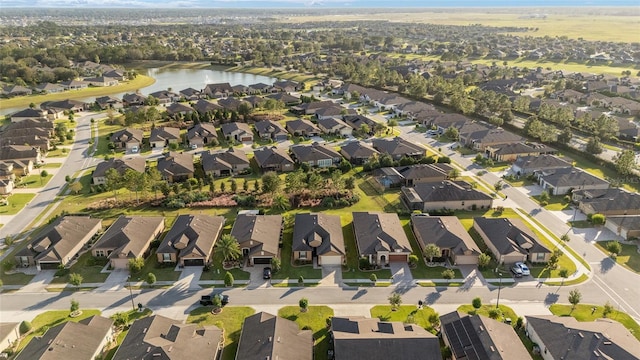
left=279, top=287, right=303, bottom=299
left=599, top=257, right=615, bottom=274
left=351, top=289, right=368, bottom=300
left=544, top=292, right=560, bottom=306
left=425, top=290, right=443, bottom=305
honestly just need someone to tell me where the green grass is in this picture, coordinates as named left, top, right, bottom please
left=50, top=252, right=109, bottom=284
left=16, top=174, right=53, bottom=188
left=458, top=304, right=519, bottom=326
left=0, top=271, right=34, bottom=286
left=340, top=222, right=391, bottom=280
left=568, top=220, right=592, bottom=228
left=594, top=242, right=640, bottom=274
left=569, top=154, right=640, bottom=194
left=272, top=225, right=322, bottom=280
left=45, top=148, right=71, bottom=158
left=0, top=193, right=36, bottom=215
left=370, top=305, right=439, bottom=332
left=545, top=273, right=589, bottom=286
left=278, top=306, right=334, bottom=360
left=131, top=255, right=181, bottom=282
left=530, top=195, right=571, bottom=211
left=187, top=306, right=255, bottom=360
left=549, top=304, right=640, bottom=341
left=42, top=163, right=63, bottom=168
left=15, top=309, right=102, bottom=354
left=200, top=251, right=250, bottom=281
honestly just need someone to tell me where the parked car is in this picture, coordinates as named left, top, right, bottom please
left=514, top=262, right=530, bottom=276
left=510, top=264, right=523, bottom=278
left=263, top=267, right=272, bottom=279
left=199, top=292, right=229, bottom=306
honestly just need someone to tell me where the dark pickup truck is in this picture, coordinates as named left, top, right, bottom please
left=199, top=293, right=229, bottom=306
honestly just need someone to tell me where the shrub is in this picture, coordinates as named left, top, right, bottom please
left=359, top=257, right=370, bottom=270
left=224, top=271, right=234, bottom=287
left=299, top=298, right=309, bottom=311
left=606, top=241, right=622, bottom=256
left=270, top=258, right=281, bottom=273
left=298, top=276, right=304, bottom=285
left=112, top=312, right=129, bottom=328
left=146, top=272, right=156, bottom=285
left=19, top=321, right=32, bottom=335
left=472, top=297, right=482, bottom=310
left=516, top=317, right=524, bottom=329
left=369, top=273, right=377, bottom=283
left=70, top=299, right=79, bottom=313
left=128, top=258, right=145, bottom=274
left=488, top=308, right=501, bottom=319
left=408, top=254, right=419, bottom=267
left=603, top=302, right=614, bottom=318
left=591, top=213, right=606, bottom=225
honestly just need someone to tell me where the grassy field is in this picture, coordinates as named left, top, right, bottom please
left=0, top=193, right=36, bottom=215
left=50, top=252, right=109, bottom=284
left=0, top=75, right=155, bottom=109
left=278, top=306, right=334, bottom=360
left=549, top=304, right=640, bottom=341
left=594, top=242, right=640, bottom=274
left=187, top=306, right=255, bottom=360
left=370, top=305, right=439, bottom=332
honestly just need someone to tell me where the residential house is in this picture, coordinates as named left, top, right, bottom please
left=92, top=157, right=146, bottom=185
left=291, top=101, right=336, bottom=116
left=575, top=187, right=640, bottom=216
left=248, top=82, right=273, bottom=94
left=92, top=216, right=165, bottom=269
left=218, top=97, right=249, bottom=111
left=459, top=126, right=524, bottom=152
left=0, top=162, right=16, bottom=181
left=290, top=143, right=343, bottom=168
left=15, top=216, right=102, bottom=270
left=352, top=212, right=412, bottom=265
left=243, top=95, right=265, bottom=108
left=192, top=99, right=223, bottom=114
left=425, top=113, right=469, bottom=132
left=511, top=155, right=572, bottom=176
left=4, top=118, right=54, bottom=136
left=0, top=145, right=42, bottom=164
left=10, top=108, right=47, bottom=123
left=615, top=117, right=640, bottom=141
left=113, top=315, right=223, bottom=360
left=273, top=80, right=300, bottom=93
left=0, top=134, right=50, bottom=150
left=103, top=69, right=125, bottom=80
left=95, top=96, right=123, bottom=110
left=230, top=213, right=282, bottom=265
left=179, top=87, right=203, bottom=101
left=473, top=217, right=551, bottom=264
left=59, top=80, right=88, bottom=90
left=148, top=90, right=179, bottom=105
left=373, top=163, right=453, bottom=188
left=440, top=311, right=532, bottom=360
left=254, top=120, right=288, bottom=141
left=317, top=117, right=352, bottom=136
left=201, top=148, right=250, bottom=177
left=253, top=146, right=295, bottom=172
left=187, top=123, right=218, bottom=148
left=340, top=141, right=380, bottom=165
left=0, top=159, right=32, bottom=177
left=286, top=119, right=321, bottom=137
left=331, top=317, right=441, bottom=360
left=40, top=99, right=88, bottom=114
left=525, top=315, right=640, bottom=360
left=2, top=85, right=32, bottom=97
left=537, top=167, right=609, bottom=196
left=221, top=122, right=254, bottom=143
left=236, top=312, right=312, bottom=360
left=110, top=128, right=143, bottom=152
left=0, top=323, right=20, bottom=353
left=411, top=215, right=481, bottom=265
left=292, top=213, right=345, bottom=266
left=0, top=179, right=13, bottom=195
left=166, top=102, right=194, bottom=116
left=401, top=180, right=494, bottom=212
left=83, top=76, right=119, bottom=87
left=157, top=152, right=194, bottom=182
left=487, top=142, right=557, bottom=162
left=266, top=92, right=301, bottom=106
left=202, top=82, right=233, bottom=98
left=605, top=215, right=640, bottom=240
left=372, top=137, right=426, bottom=160
left=343, top=114, right=377, bottom=131
left=156, top=214, right=224, bottom=267
left=15, top=316, right=114, bottom=360
left=149, top=126, right=181, bottom=148
left=122, top=93, right=147, bottom=107
left=315, top=106, right=355, bottom=120
left=35, top=83, right=64, bottom=94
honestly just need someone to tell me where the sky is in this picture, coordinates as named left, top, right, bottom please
left=1, top=0, right=639, bottom=7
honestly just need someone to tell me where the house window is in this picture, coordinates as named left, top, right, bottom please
left=162, top=253, right=171, bottom=262
left=95, top=250, right=105, bottom=257
left=536, top=253, right=546, bottom=261
left=299, top=252, right=307, bottom=260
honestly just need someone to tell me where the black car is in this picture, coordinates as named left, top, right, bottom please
left=199, top=293, right=229, bottom=306
left=263, top=267, right=272, bottom=279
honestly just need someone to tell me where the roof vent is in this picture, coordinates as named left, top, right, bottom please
left=603, top=341, right=612, bottom=345
left=578, top=332, right=584, bottom=338
left=490, top=346, right=496, bottom=352
left=268, top=336, right=273, bottom=342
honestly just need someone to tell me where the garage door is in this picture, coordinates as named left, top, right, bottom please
left=320, top=256, right=342, bottom=266
left=388, top=254, right=407, bottom=263
left=454, top=255, right=478, bottom=265
left=183, top=259, right=204, bottom=266
left=253, top=257, right=271, bottom=265
left=39, top=262, right=60, bottom=270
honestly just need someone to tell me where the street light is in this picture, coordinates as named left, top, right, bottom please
left=127, top=276, right=135, bottom=311
left=496, top=272, right=503, bottom=309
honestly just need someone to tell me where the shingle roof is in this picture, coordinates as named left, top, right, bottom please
left=411, top=215, right=480, bottom=256
left=254, top=120, right=287, bottom=138
left=253, top=147, right=294, bottom=169
left=290, top=143, right=342, bottom=163
left=93, top=216, right=164, bottom=259
left=187, top=123, right=218, bottom=141
left=512, top=154, right=572, bottom=172
left=396, top=163, right=453, bottom=181
left=352, top=212, right=412, bottom=256
left=403, top=180, right=493, bottom=203
left=606, top=215, right=640, bottom=231
left=492, top=142, right=555, bottom=155
left=110, top=128, right=143, bottom=144
left=292, top=213, right=345, bottom=256
left=156, top=214, right=224, bottom=259
left=340, top=141, right=380, bottom=160
left=236, top=312, right=312, bottom=360
left=539, top=167, right=609, bottom=188
left=473, top=217, right=550, bottom=257
left=220, top=122, right=252, bottom=137
left=201, top=148, right=249, bottom=173
left=230, top=214, right=282, bottom=258
left=286, top=119, right=320, bottom=133
left=150, top=127, right=181, bottom=143
left=157, top=152, right=194, bottom=178
left=578, top=188, right=640, bottom=214
left=93, top=157, right=146, bottom=178
left=372, top=137, right=425, bottom=157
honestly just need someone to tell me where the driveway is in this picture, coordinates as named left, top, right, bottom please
left=319, top=265, right=342, bottom=287
left=389, top=262, right=413, bottom=284
left=174, top=266, right=203, bottom=291
left=16, top=270, right=56, bottom=293
left=245, top=265, right=270, bottom=289
left=96, top=269, right=130, bottom=291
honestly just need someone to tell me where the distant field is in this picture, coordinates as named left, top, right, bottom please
left=284, top=10, right=640, bottom=42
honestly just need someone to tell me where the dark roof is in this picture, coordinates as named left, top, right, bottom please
left=525, top=315, right=640, bottom=360
left=253, top=147, right=294, bottom=169
left=411, top=216, right=480, bottom=256
left=236, top=312, right=313, bottom=360
left=577, top=188, right=640, bottom=214
left=286, top=119, right=320, bottom=133
left=254, top=120, right=287, bottom=137
left=11, top=108, right=47, bottom=118
left=202, top=148, right=249, bottom=173
left=93, top=157, right=146, bottom=179
left=492, top=142, right=555, bottom=155
left=473, top=217, right=550, bottom=257
left=290, top=143, right=342, bottom=163
left=538, top=167, right=609, bottom=188
left=187, top=123, right=218, bottom=140
left=396, top=163, right=453, bottom=181
left=0, top=145, right=40, bottom=161
left=220, top=122, right=252, bottom=137
left=203, top=82, right=233, bottom=94
left=403, top=180, right=493, bottom=203
left=156, top=214, right=224, bottom=259
left=372, top=137, right=425, bottom=157
left=317, top=117, right=350, bottom=131
left=192, top=99, right=222, bottom=113
left=331, top=317, right=441, bottom=360
left=157, top=152, right=194, bottom=178
left=340, top=141, right=380, bottom=160
left=512, top=154, right=572, bottom=172
left=352, top=212, right=412, bottom=256
left=166, top=102, right=194, bottom=114
left=266, top=92, right=300, bottom=104
left=230, top=214, right=282, bottom=258
left=292, top=213, right=345, bottom=256
left=113, top=315, right=223, bottom=360
left=110, top=128, right=143, bottom=144
left=15, top=316, right=113, bottom=360
left=149, top=126, right=181, bottom=143
left=218, top=96, right=249, bottom=111
left=606, top=215, right=640, bottom=231
left=343, top=114, right=377, bottom=129
left=93, top=216, right=164, bottom=259
left=440, top=311, right=532, bottom=360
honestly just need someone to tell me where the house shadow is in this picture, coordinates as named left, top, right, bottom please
left=146, top=282, right=195, bottom=308
left=599, top=257, right=615, bottom=274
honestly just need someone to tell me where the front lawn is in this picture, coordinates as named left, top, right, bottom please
left=0, top=271, right=34, bottom=286
left=17, top=173, right=54, bottom=188
left=549, top=304, right=640, bottom=341
left=200, top=252, right=250, bottom=281
left=131, top=255, right=180, bottom=282
left=340, top=221, right=391, bottom=280
left=272, top=224, right=322, bottom=280
left=594, top=242, right=640, bottom=274
left=370, top=305, right=439, bottom=333
left=457, top=304, right=519, bottom=326
left=0, top=193, right=36, bottom=215
left=50, top=252, right=109, bottom=284
left=187, top=306, right=255, bottom=360
left=530, top=195, right=571, bottom=211
left=278, top=306, right=334, bottom=360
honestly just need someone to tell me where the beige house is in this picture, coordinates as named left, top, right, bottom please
left=92, top=216, right=165, bottom=269
left=401, top=181, right=494, bottom=212
left=230, top=213, right=282, bottom=266
left=411, top=215, right=480, bottom=265
left=156, top=214, right=224, bottom=267
left=352, top=212, right=412, bottom=265
left=473, top=217, right=551, bottom=265
left=292, top=213, right=345, bottom=266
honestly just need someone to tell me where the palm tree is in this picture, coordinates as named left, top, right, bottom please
left=215, top=234, right=241, bottom=263
left=271, top=194, right=290, bottom=211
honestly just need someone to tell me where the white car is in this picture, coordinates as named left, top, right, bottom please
left=514, top=262, right=530, bottom=276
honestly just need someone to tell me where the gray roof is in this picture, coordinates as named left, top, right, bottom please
left=113, top=315, right=223, bottom=360
left=317, top=117, right=350, bottom=131
left=512, top=154, right=572, bottom=172
left=93, top=157, right=146, bottom=178
left=343, top=114, right=377, bottom=129
left=605, top=215, right=640, bottom=231
left=352, top=212, right=412, bottom=256
left=254, top=120, right=287, bottom=137
left=230, top=214, right=282, bottom=258
left=473, top=217, right=550, bottom=257
left=340, top=141, right=379, bottom=161
left=411, top=215, right=480, bottom=256
left=11, top=108, right=46, bottom=119
left=578, top=188, right=640, bottom=214
left=110, top=127, right=143, bottom=144
left=236, top=312, right=312, bottom=360
left=286, top=119, right=320, bottom=133
left=16, top=216, right=102, bottom=263
left=157, top=152, right=194, bottom=178
left=372, top=137, right=425, bottom=157
left=221, top=122, right=252, bottom=137
left=16, top=316, right=113, bottom=360
left=187, top=123, right=218, bottom=141
left=290, top=143, right=342, bottom=163
left=93, top=216, right=164, bottom=259
left=539, top=167, right=609, bottom=188
left=192, top=99, right=222, bottom=113
left=156, top=214, right=224, bottom=259
left=493, top=142, right=555, bottom=155
left=0, top=145, right=39, bottom=161
left=403, top=180, right=493, bottom=203
left=253, top=147, right=294, bottom=169
left=202, top=148, right=249, bottom=173
left=166, top=102, right=193, bottom=114
left=292, top=213, right=345, bottom=256
left=331, top=316, right=441, bottom=360
left=440, top=311, right=532, bottom=360
left=396, top=163, right=453, bottom=181
left=465, top=127, right=524, bottom=146
left=525, top=315, right=640, bottom=360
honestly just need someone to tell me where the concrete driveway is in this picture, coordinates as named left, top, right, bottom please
left=96, top=269, right=130, bottom=291
left=245, top=265, right=270, bottom=289
left=319, top=265, right=342, bottom=287
left=174, top=267, right=203, bottom=291
left=16, top=270, right=56, bottom=293
left=389, top=262, right=413, bottom=284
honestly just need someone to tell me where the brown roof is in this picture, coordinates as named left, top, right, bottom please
left=92, top=157, right=146, bottom=179
left=230, top=214, right=282, bottom=258
left=93, top=216, right=164, bottom=259
left=292, top=213, right=345, bottom=256
left=156, top=214, right=224, bottom=259
left=236, top=312, right=312, bottom=360
left=157, top=152, right=194, bottom=178
left=352, top=212, right=412, bottom=256
left=411, top=215, right=480, bottom=256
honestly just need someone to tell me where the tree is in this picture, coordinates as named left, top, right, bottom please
left=606, top=241, right=622, bottom=257
left=614, top=150, right=636, bottom=176
left=478, top=253, right=491, bottom=269
left=494, top=181, right=504, bottom=191
left=112, top=312, right=129, bottom=329
left=123, top=169, right=146, bottom=204
left=147, top=168, right=163, bottom=200
left=299, top=297, right=309, bottom=312
left=105, top=168, right=122, bottom=201
left=40, top=170, right=48, bottom=185
left=428, top=313, right=440, bottom=329
left=561, top=234, right=571, bottom=243
left=19, top=321, right=32, bottom=335
left=557, top=127, right=572, bottom=144
left=488, top=308, right=502, bottom=319
left=4, top=234, right=14, bottom=246
left=69, top=181, right=83, bottom=194
left=369, top=273, right=377, bottom=283
left=448, top=168, right=460, bottom=180
left=70, top=299, right=80, bottom=313
left=298, top=275, right=304, bottom=286
left=285, top=169, right=306, bottom=193
left=388, top=118, right=398, bottom=134
left=224, top=271, right=234, bottom=287
left=591, top=213, right=606, bottom=225
left=568, top=289, right=582, bottom=309
left=559, top=268, right=569, bottom=284
left=146, top=272, right=156, bottom=286
left=270, top=257, right=281, bottom=273
left=539, top=190, right=550, bottom=204
left=603, top=301, right=614, bottom=318
left=424, top=243, right=441, bottom=263
left=128, top=258, right=145, bottom=274
left=442, top=269, right=455, bottom=283
left=548, top=249, right=562, bottom=270
left=261, top=171, right=281, bottom=193
left=444, top=126, right=459, bottom=140
left=388, top=292, right=402, bottom=310
left=272, top=194, right=290, bottom=211
left=586, top=137, right=603, bottom=155
left=408, top=254, right=419, bottom=268
left=69, top=273, right=83, bottom=288
left=472, top=297, right=482, bottom=311
left=215, top=234, right=241, bottom=262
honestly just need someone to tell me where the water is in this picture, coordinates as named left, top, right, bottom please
left=0, top=67, right=280, bottom=116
